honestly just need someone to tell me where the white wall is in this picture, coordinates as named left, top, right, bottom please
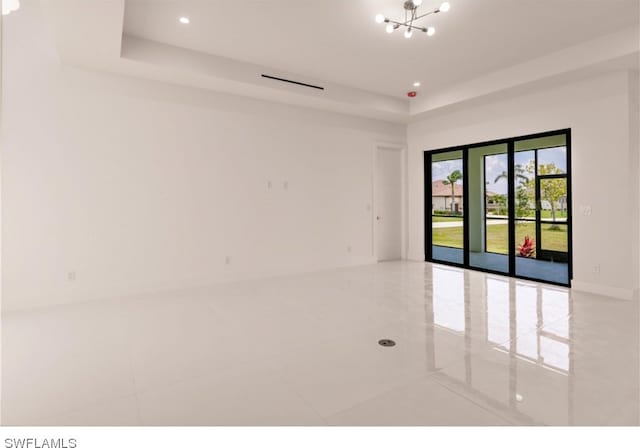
left=630, top=70, right=640, bottom=294
left=408, top=71, right=639, bottom=300
left=1, top=6, right=405, bottom=310
left=3, top=3, right=638, bottom=310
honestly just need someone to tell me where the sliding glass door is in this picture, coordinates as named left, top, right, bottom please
left=424, top=130, right=572, bottom=286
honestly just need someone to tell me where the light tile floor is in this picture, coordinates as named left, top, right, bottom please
left=2, top=262, right=639, bottom=426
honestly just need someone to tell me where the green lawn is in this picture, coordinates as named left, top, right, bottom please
left=432, top=221, right=568, bottom=256
left=433, top=216, right=464, bottom=223
left=514, top=210, right=568, bottom=219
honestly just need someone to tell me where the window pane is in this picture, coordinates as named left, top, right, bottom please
left=514, top=150, right=535, bottom=219
left=540, top=223, right=568, bottom=253
left=538, top=146, right=567, bottom=174
left=469, top=144, right=508, bottom=273
left=431, top=151, right=464, bottom=264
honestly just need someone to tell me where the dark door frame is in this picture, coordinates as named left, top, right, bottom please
left=424, top=129, right=573, bottom=287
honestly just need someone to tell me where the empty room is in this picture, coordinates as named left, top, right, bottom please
left=1, top=0, right=640, bottom=442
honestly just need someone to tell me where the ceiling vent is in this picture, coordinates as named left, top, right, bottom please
left=261, top=74, right=324, bottom=91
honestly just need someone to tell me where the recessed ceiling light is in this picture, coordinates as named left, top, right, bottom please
left=413, top=81, right=421, bottom=87
left=179, top=17, right=190, bottom=24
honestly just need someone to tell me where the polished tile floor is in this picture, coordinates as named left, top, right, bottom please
left=2, top=261, right=639, bottom=426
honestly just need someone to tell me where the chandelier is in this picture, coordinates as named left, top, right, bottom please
left=375, top=1, right=451, bottom=39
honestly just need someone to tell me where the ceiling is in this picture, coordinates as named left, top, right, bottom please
left=123, top=0, right=640, bottom=98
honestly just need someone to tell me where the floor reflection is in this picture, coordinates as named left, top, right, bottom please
left=425, top=264, right=638, bottom=425
left=433, top=267, right=466, bottom=332
left=2, top=261, right=637, bottom=426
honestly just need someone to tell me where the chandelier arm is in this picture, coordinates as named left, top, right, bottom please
left=406, top=24, right=427, bottom=32
left=385, top=18, right=409, bottom=26
left=413, top=9, right=438, bottom=21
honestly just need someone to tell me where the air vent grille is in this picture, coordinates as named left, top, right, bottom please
left=261, top=74, right=324, bottom=91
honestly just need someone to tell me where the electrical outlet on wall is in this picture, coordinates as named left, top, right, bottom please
left=347, top=245, right=352, bottom=253
left=593, top=265, right=600, bottom=274
left=225, top=256, right=232, bottom=265
left=67, top=271, right=76, bottom=281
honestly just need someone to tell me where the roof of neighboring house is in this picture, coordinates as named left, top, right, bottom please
left=432, top=180, right=463, bottom=197
left=432, top=180, right=502, bottom=197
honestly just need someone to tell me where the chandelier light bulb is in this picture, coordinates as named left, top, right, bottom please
left=2, top=0, right=20, bottom=16
left=440, top=2, right=451, bottom=13
left=386, top=24, right=395, bottom=34
left=413, top=0, right=423, bottom=6
left=179, top=16, right=190, bottom=24
left=413, top=81, right=421, bottom=87
left=427, top=27, right=436, bottom=36
left=375, top=13, right=385, bottom=24
left=404, top=29, right=413, bottom=39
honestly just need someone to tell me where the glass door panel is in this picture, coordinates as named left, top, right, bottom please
left=431, top=150, right=464, bottom=265
left=469, top=144, right=509, bottom=273
left=514, top=135, right=569, bottom=284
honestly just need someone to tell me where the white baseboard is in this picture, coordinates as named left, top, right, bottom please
left=406, top=251, right=425, bottom=262
left=571, top=280, right=638, bottom=301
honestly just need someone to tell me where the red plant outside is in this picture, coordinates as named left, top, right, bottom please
left=518, top=236, right=536, bottom=258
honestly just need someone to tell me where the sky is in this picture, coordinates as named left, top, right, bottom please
left=432, top=147, right=567, bottom=196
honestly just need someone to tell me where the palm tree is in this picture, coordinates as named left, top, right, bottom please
left=493, top=164, right=529, bottom=185
left=494, top=164, right=531, bottom=217
left=442, top=170, right=462, bottom=214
